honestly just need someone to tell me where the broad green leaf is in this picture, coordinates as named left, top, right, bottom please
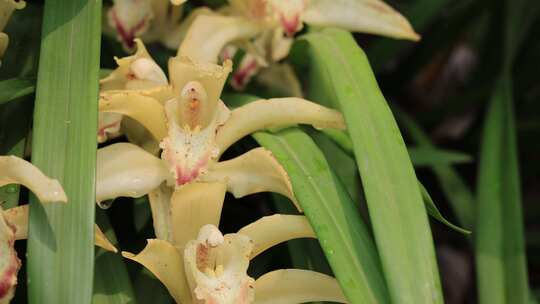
left=394, top=108, right=475, bottom=229
left=27, top=0, right=102, bottom=303
left=301, top=28, right=443, bottom=303
left=226, top=93, right=390, bottom=303
left=320, top=128, right=468, bottom=234
left=419, top=182, right=470, bottom=235
left=93, top=210, right=135, bottom=304
left=0, top=78, right=35, bottom=105
left=475, top=78, right=528, bottom=303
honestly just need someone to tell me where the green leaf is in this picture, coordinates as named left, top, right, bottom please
left=475, top=78, right=528, bottom=303
left=394, top=108, right=475, bottom=229
left=419, top=182, right=470, bottom=235
left=321, top=129, right=472, bottom=167
left=27, top=0, right=102, bottom=303
left=408, top=146, right=472, bottom=166
left=0, top=78, right=35, bottom=105
left=226, top=93, right=390, bottom=303
left=93, top=210, right=135, bottom=304
left=301, top=28, right=443, bottom=303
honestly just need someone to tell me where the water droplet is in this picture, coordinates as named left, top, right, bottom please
left=5, top=185, right=17, bottom=193
left=97, top=199, right=114, bottom=210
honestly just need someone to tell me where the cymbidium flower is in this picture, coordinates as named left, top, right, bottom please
left=178, top=0, right=420, bottom=89
left=106, top=0, right=188, bottom=50
left=119, top=185, right=347, bottom=303
left=0, top=0, right=25, bottom=61
left=96, top=41, right=344, bottom=237
left=0, top=156, right=115, bottom=303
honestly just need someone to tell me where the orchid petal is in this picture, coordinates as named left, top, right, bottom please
left=122, top=239, right=191, bottom=303
left=0, top=33, right=8, bottom=59
left=3, top=205, right=117, bottom=252
left=238, top=215, right=315, bottom=259
left=0, top=210, right=18, bottom=303
left=107, top=0, right=154, bottom=50
left=303, top=0, right=420, bottom=41
left=230, top=54, right=261, bottom=90
left=170, top=0, right=187, bottom=5
left=184, top=225, right=255, bottom=303
left=178, top=14, right=263, bottom=63
left=170, top=182, right=226, bottom=249
left=216, top=97, right=346, bottom=153
left=0, top=156, right=67, bottom=203
left=96, top=143, right=169, bottom=203
left=160, top=7, right=213, bottom=50
left=99, top=90, right=168, bottom=141
left=100, top=39, right=167, bottom=91
left=167, top=57, right=231, bottom=129
left=202, top=148, right=298, bottom=209
left=254, top=269, right=348, bottom=304
left=123, top=117, right=161, bottom=155
left=148, top=184, right=173, bottom=242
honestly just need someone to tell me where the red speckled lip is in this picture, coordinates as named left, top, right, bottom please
left=175, top=155, right=209, bottom=186
left=232, top=58, right=259, bottom=89
left=109, top=8, right=148, bottom=49
left=0, top=235, right=19, bottom=300
left=280, top=13, right=301, bottom=37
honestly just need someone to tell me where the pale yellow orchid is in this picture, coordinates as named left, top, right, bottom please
left=96, top=39, right=344, bottom=208
left=119, top=182, right=347, bottom=303
left=0, top=0, right=25, bottom=62
left=0, top=156, right=115, bottom=303
left=178, top=0, right=420, bottom=89
left=106, top=0, right=188, bottom=50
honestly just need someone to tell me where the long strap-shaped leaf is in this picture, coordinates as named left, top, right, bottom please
left=475, top=78, right=528, bottom=304
left=301, top=28, right=442, bottom=303
left=27, top=0, right=102, bottom=303
left=225, top=93, right=389, bottom=303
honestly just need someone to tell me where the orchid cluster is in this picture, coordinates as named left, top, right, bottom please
left=0, top=0, right=25, bottom=62
left=0, top=156, right=115, bottom=303
left=93, top=3, right=358, bottom=299
left=106, top=0, right=419, bottom=90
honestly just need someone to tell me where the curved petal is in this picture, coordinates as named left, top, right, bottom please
left=170, top=0, right=187, bottom=5
left=216, top=97, right=345, bottom=153
left=303, top=0, right=420, bottom=41
left=94, top=225, right=118, bottom=253
left=96, top=143, right=169, bottom=203
left=122, top=239, right=191, bottom=303
left=148, top=183, right=173, bottom=242
left=161, top=7, right=213, bottom=50
left=0, top=156, right=67, bottom=203
left=99, top=90, right=168, bottom=141
left=254, top=269, right=348, bottom=304
left=184, top=225, right=255, bottom=303
left=202, top=148, right=298, bottom=209
left=100, top=39, right=167, bottom=91
left=3, top=205, right=117, bottom=252
left=122, top=117, right=161, bottom=155
left=238, top=214, right=315, bottom=259
left=178, top=14, right=263, bottom=63
left=170, top=182, right=226, bottom=249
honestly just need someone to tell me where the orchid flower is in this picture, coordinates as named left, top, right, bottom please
left=98, top=39, right=169, bottom=144
left=118, top=181, right=347, bottom=303
left=178, top=0, right=420, bottom=89
left=96, top=40, right=344, bottom=236
left=0, top=156, right=115, bottom=303
left=106, top=0, right=188, bottom=50
left=0, top=0, right=25, bottom=61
